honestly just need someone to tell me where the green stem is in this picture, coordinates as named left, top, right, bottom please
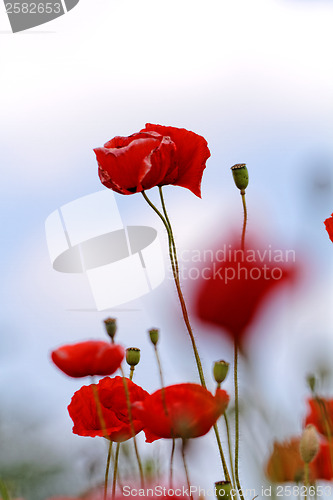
left=104, top=441, right=113, bottom=500
left=112, top=443, right=121, bottom=499
left=234, top=343, right=244, bottom=500
left=182, top=439, right=194, bottom=500
left=170, top=438, right=176, bottom=489
left=142, top=190, right=205, bottom=388
left=224, top=413, right=236, bottom=490
left=240, top=192, right=247, bottom=252
left=141, top=189, right=231, bottom=482
left=119, top=366, right=145, bottom=488
left=304, top=462, right=309, bottom=500
left=159, top=186, right=179, bottom=276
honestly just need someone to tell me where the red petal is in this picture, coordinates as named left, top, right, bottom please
left=142, top=124, right=210, bottom=197
left=94, top=137, right=161, bottom=195
left=324, top=213, right=333, bottom=243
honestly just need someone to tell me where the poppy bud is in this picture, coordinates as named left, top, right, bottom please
left=104, top=318, right=117, bottom=341
left=215, top=481, right=232, bottom=500
left=300, top=424, right=320, bottom=464
left=213, top=360, right=229, bottom=385
left=306, top=374, right=316, bottom=394
left=231, top=164, right=249, bottom=193
left=126, top=347, right=141, bottom=367
left=148, top=328, right=159, bottom=346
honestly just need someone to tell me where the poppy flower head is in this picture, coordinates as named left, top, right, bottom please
left=51, top=340, right=125, bottom=378
left=68, top=376, right=149, bottom=442
left=136, top=383, right=229, bottom=442
left=324, top=213, right=333, bottom=243
left=194, top=237, right=295, bottom=346
left=304, top=397, right=333, bottom=437
left=94, top=124, right=210, bottom=197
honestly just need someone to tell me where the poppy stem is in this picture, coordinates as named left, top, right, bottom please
left=141, top=189, right=231, bottom=482
left=234, top=343, right=244, bottom=500
left=315, top=396, right=333, bottom=469
left=112, top=443, right=121, bottom=499
left=240, top=192, right=247, bottom=252
left=119, top=366, right=145, bottom=489
left=104, top=441, right=113, bottom=500
left=304, top=462, right=309, bottom=500
left=224, top=413, right=236, bottom=490
left=170, top=438, right=176, bottom=489
left=181, top=439, right=194, bottom=500
left=90, top=377, right=109, bottom=440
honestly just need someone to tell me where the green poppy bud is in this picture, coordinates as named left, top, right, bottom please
left=231, top=164, right=249, bottom=193
left=215, top=481, right=232, bottom=500
left=148, top=328, right=159, bottom=346
left=126, top=347, right=141, bottom=367
left=213, top=360, right=230, bottom=385
left=306, top=374, right=316, bottom=394
left=104, top=318, right=117, bottom=341
left=300, top=424, right=319, bottom=464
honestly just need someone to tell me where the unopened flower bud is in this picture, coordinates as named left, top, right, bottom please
left=104, top=318, right=117, bottom=341
left=215, top=481, right=231, bottom=500
left=126, top=347, right=141, bottom=367
left=300, top=424, right=320, bottom=464
left=148, top=328, right=159, bottom=346
left=306, top=374, right=316, bottom=394
left=213, top=360, right=230, bottom=385
left=231, top=164, right=249, bottom=193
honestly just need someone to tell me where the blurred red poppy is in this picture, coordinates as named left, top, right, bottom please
left=305, top=397, right=333, bottom=437
left=134, top=383, right=229, bottom=442
left=68, top=376, right=149, bottom=442
left=94, top=123, right=210, bottom=197
left=51, top=341, right=124, bottom=378
left=194, top=238, right=295, bottom=346
left=324, top=214, right=333, bottom=243
left=266, top=437, right=333, bottom=482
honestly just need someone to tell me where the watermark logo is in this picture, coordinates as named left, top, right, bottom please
left=45, top=191, right=165, bottom=311
left=4, top=0, right=80, bottom=33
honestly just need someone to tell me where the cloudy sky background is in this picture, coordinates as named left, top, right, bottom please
left=1, top=0, right=333, bottom=497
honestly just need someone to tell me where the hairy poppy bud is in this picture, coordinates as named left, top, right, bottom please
left=231, top=164, right=249, bottom=193
left=300, top=424, right=320, bottom=464
left=213, top=360, right=229, bottom=385
left=104, top=318, right=117, bottom=341
left=215, top=481, right=232, bottom=500
left=148, top=328, right=159, bottom=346
left=126, top=347, right=141, bottom=367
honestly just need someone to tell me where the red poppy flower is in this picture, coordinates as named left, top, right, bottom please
left=134, top=383, right=229, bottom=442
left=51, top=341, right=125, bottom=378
left=194, top=237, right=295, bottom=346
left=305, top=397, right=333, bottom=437
left=68, top=376, right=149, bottom=442
left=94, top=124, right=210, bottom=197
left=324, top=214, right=333, bottom=243
left=266, top=437, right=333, bottom=482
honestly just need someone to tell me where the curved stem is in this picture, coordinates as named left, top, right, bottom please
left=104, top=441, right=113, bottom=500
left=159, top=186, right=179, bottom=276
left=112, top=443, right=121, bottom=499
left=141, top=189, right=231, bottom=481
